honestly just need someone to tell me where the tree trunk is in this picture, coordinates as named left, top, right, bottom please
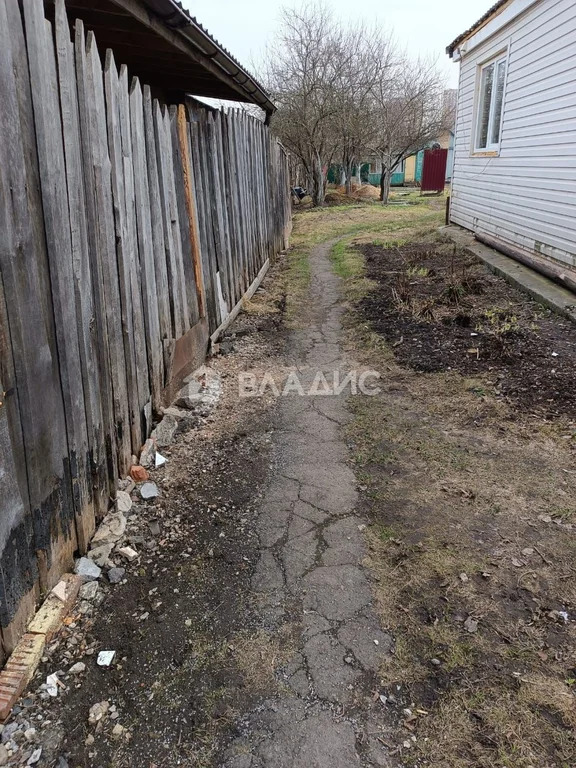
left=311, top=155, right=325, bottom=207
left=344, top=161, right=354, bottom=196
left=379, top=165, right=391, bottom=204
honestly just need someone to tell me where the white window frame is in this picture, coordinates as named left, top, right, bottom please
left=473, top=49, right=509, bottom=154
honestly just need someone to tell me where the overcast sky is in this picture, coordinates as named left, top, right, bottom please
left=181, top=0, right=491, bottom=88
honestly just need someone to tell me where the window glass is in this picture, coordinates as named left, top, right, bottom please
left=477, top=63, right=494, bottom=149
left=490, top=59, right=507, bottom=145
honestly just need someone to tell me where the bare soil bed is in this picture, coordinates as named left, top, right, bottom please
left=359, top=241, right=576, bottom=421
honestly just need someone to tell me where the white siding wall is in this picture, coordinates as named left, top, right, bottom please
left=451, top=0, right=576, bottom=268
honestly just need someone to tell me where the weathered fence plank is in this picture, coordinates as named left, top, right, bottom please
left=54, top=0, right=108, bottom=546
left=142, top=86, right=171, bottom=352
left=129, top=78, right=163, bottom=412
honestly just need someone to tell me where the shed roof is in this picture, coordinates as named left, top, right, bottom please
left=446, top=0, right=509, bottom=57
left=47, top=0, right=275, bottom=115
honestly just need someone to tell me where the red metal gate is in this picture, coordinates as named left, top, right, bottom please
left=420, top=148, right=448, bottom=193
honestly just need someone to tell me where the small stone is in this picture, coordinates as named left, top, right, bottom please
left=69, top=662, right=86, bottom=675
left=2, top=724, right=18, bottom=744
left=88, top=701, right=109, bottom=724
left=431, top=658, right=441, bottom=666
left=130, top=465, right=149, bottom=483
left=74, top=557, right=101, bottom=581
left=116, top=491, right=132, bottom=514
left=140, top=482, right=159, bottom=500
left=23, top=728, right=36, bottom=743
left=28, top=748, right=42, bottom=765
left=79, top=581, right=100, bottom=602
left=139, top=438, right=156, bottom=468
left=459, top=572, right=469, bottom=583
left=111, top=724, right=124, bottom=739
left=151, top=414, right=179, bottom=448
left=464, top=616, right=479, bottom=633
left=117, top=478, right=135, bottom=494
left=107, top=567, right=126, bottom=584
left=85, top=735, right=94, bottom=746
left=118, top=546, right=138, bottom=562
left=521, top=547, right=534, bottom=557
left=148, top=520, right=161, bottom=537
left=0, top=745, right=8, bottom=766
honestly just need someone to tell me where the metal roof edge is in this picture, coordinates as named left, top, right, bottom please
left=143, top=0, right=275, bottom=113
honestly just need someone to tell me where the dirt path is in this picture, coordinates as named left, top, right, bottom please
left=220, top=240, right=393, bottom=767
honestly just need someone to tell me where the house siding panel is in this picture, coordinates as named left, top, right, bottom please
left=450, top=0, right=576, bottom=268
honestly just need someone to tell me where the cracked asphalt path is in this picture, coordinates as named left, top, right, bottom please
left=221, top=242, right=395, bottom=768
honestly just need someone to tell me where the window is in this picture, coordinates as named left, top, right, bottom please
left=475, top=54, right=507, bottom=151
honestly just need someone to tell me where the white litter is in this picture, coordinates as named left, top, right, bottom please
left=155, top=452, right=167, bottom=468
left=46, top=673, right=59, bottom=697
left=97, top=650, right=116, bottom=667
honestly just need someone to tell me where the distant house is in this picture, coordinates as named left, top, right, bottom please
left=447, top=0, right=576, bottom=269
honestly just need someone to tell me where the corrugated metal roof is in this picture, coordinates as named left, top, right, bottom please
left=446, top=0, right=509, bottom=57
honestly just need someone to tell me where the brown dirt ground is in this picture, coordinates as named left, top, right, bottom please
left=343, top=238, right=576, bottom=768
left=13, top=256, right=297, bottom=768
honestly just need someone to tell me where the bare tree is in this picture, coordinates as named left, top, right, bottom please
left=263, top=4, right=343, bottom=206
left=369, top=57, right=447, bottom=203
left=333, top=26, right=397, bottom=194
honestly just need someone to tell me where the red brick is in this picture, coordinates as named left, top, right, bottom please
left=0, top=633, right=45, bottom=721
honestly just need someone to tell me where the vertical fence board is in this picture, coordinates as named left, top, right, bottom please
left=154, top=102, right=184, bottom=339
left=54, top=0, right=107, bottom=544
left=130, top=79, right=163, bottom=411
left=142, top=87, right=171, bottom=352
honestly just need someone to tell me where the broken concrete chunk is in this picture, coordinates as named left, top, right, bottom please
left=140, top=482, right=159, bottom=500
left=174, top=366, right=221, bottom=415
left=151, top=413, right=179, bottom=448
left=116, top=491, right=132, bottom=515
left=74, top=558, right=101, bottom=582
left=117, top=546, right=138, bottom=562
left=87, top=543, right=113, bottom=568
left=139, top=438, right=156, bottom=468
left=464, top=616, right=479, bottom=633
left=130, top=465, right=149, bottom=483
left=91, top=511, right=126, bottom=547
left=107, top=567, right=126, bottom=584
left=68, top=662, right=86, bottom=675
left=51, top=580, right=68, bottom=603
left=79, top=581, right=100, bottom=602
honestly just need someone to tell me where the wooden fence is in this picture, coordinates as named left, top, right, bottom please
left=0, top=0, right=291, bottom=659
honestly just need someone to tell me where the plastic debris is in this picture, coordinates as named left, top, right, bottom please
left=46, top=673, right=59, bottom=697
left=155, top=451, right=167, bottom=468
